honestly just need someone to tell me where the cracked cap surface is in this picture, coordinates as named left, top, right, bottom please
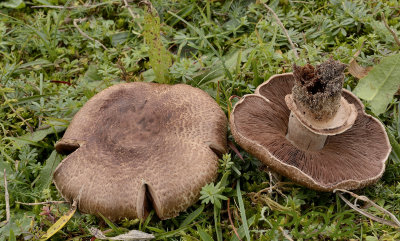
left=54, top=82, right=227, bottom=220
left=230, top=73, right=390, bottom=191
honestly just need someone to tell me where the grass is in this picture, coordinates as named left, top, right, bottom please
left=0, top=0, right=400, bottom=240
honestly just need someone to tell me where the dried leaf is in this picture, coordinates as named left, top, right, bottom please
left=40, top=201, right=77, bottom=240
left=335, top=189, right=400, bottom=228
left=349, top=59, right=372, bottom=79
left=348, top=48, right=372, bottom=79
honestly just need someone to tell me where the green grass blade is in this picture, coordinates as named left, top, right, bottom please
left=98, top=213, right=123, bottom=235
left=179, top=204, right=205, bottom=228
left=143, top=210, right=154, bottom=230
left=236, top=180, right=250, bottom=241
left=387, top=128, right=400, bottom=163
left=231, top=215, right=256, bottom=241
left=198, top=227, right=215, bottom=241
left=214, top=205, right=222, bottom=241
left=14, top=94, right=56, bottom=106
left=8, top=229, right=16, bottom=241
left=155, top=222, right=197, bottom=239
left=166, top=5, right=195, bottom=27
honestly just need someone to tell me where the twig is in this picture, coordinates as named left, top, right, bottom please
left=73, top=18, right=108, bottom=50
left=122, top=0, right=143, bottom=30
left=31, top=5, right=77, bottom=9
left=15, top=201, right=68, bottom=206
left=4, top=169, right=10, bottom=224
left=382, top=13, right=400, bottom=47
left=262, top=3, right=299, bottom=59
left=227, top=198, right=243, bottom=241
left=334, top=189, right=400, bottom=228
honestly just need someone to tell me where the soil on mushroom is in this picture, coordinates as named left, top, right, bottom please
left=292, top=59, right=347, bottom=120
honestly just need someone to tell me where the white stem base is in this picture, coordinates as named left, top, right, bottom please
left=286, top=112, right=327, bottom=151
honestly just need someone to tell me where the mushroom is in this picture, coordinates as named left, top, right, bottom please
left=230, top=59, right=391, bottom=191
left=54, top=82, right=227, bottom=220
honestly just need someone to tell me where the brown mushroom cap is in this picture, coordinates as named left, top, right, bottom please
left=230, top=73, right=391, bottom=191
left=54, top=82, right=227, bottom=220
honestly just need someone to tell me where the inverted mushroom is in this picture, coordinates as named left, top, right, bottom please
left=230, top=59, right=391, bottom=191
left=54, top=82, right=227, bottom=220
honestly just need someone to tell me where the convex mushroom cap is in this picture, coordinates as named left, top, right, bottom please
left=230, top=64, right=391, bottom=191
left=54, top=82, right=227, bottom=220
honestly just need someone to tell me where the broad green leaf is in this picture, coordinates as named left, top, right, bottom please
left=365, top=236, right=379, bottom=241
left=35, top=150, right=62, bottom=190
left=0, top=0, right=25, bottom=9
left=7, top=125, right=66, bottom=147
left=0, top=213, right=35, bottom=239
left=143, top=8, right=172, bottom=84
left=34, top=0, right=52, bottom=5
left=142, top=69, right=156, bottom=83
left=354, top=54, right=400, bottom=115
left=110, top=32, right=131, bottom=47
left=84, top=65, right=102, bottom=82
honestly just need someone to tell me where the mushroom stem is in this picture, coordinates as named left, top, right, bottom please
left=286, top=112, right=327, bottom=151
left=285, top=59, right=359, bottom=151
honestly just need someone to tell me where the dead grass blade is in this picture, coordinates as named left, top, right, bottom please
left=262, top=3, right=299, bottom=59
left=335, top=189, right=400, bottom=229
left=73, top=18, right=107, bottom=50
left=382, top=13, right=400, bottom=47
